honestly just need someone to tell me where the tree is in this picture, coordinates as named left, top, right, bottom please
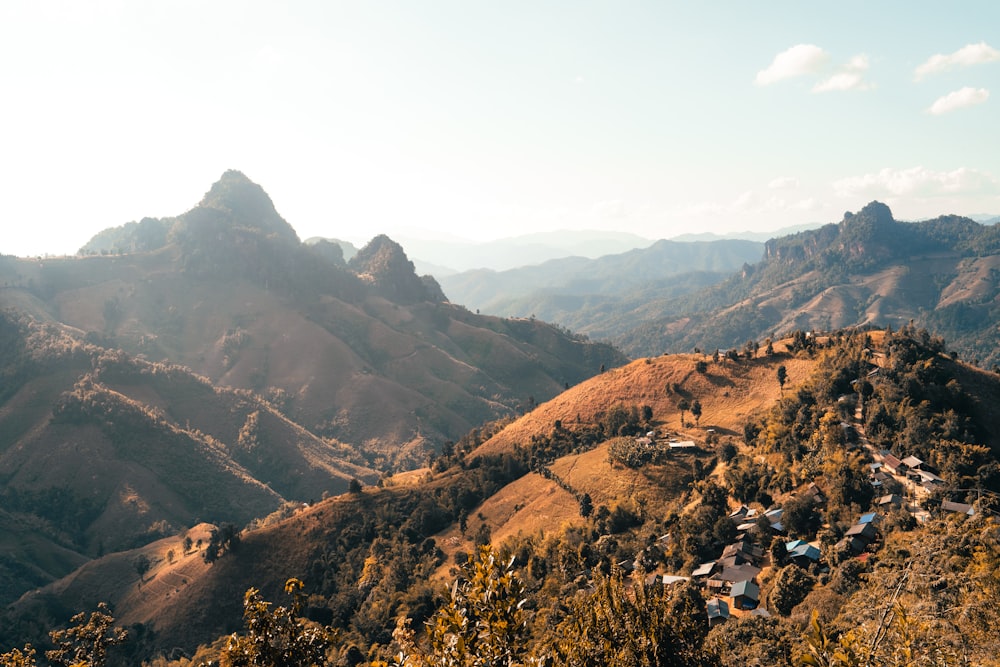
left=782, top=495, right=821, bottom=539
left=777, top=365, right=788, bottom=391
left=133, top=554, right=151, bottom=582
left=551, top=569, right=713, bottom=666
left=204, top=523, right=241, bottom=564
left=677, top=398, right=690, bottom=427
left=579, top=493, right=594, bottom=518
left=0, top=646, right=37, bottom=667
left=349, top=478, right=364, bottom=494
left=706, top=615, right=793, bottom=666
left=695, top=360, right=708, bottom=373
left=769, top=565, right=815, bottom=616
left=220, top=579, right=335, bottom=667
left=690, top=400, right=702, bottom=427
left=46, top=603, right=128, bottom=667
left=389, top=545, right=530, bottom=667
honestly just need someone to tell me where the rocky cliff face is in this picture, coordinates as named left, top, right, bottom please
left=350, top=234, right=444, bottom=304
left=764, top=201, right=900, bottom=267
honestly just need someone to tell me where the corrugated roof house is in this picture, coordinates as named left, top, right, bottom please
left=941, top=500, right=975, bottom=516
left=846, top=522, right=877, bottom=543
left=881, top=454, right=907, bottom=476
left=788, top=543, right=822, bottom=565
left=691, top=561, right=717, bottom=578
left=730, top=580, right=760, bottom=610
left=858, top=512, right=880, bottom=525
left=706, top=598, right=730, bottom=627
left=877, top=494, right=902, bottom=508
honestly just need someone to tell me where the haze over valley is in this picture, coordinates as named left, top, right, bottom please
left=3, top=3, right=1000, bottom=665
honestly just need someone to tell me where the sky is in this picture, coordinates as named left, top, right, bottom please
left=2, top=1, right=1000, bottom=257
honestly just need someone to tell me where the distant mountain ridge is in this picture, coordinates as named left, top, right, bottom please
left=438, top=238, right=765, bottom=338
left=357, top=230, right=656, bottom=273
left=616, top=202, right=1000, bottom=366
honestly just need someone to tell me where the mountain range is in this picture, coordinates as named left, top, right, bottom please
left=429, top=201, right=1000, bottom=368
left=4, top=173, right=1000, bottom=664
left=617, top=201, right=1000, bottom=366
left=4, top=326, right=999, bottom=664
left=0, top=171, right=623, bottom=609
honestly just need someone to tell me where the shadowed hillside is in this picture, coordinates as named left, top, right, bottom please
left=0, top=172, right=626, bottom=469
left=0, top=310, right=376, bottom=607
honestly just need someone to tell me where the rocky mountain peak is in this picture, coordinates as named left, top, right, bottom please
left=197, top=170, right=299, bottom=243
left=350, top=234, right=441, bottom=304
left=843, top=200, right=895, bottom=229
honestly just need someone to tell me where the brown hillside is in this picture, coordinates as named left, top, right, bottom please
left=433, top=440, right=712, bottom=574
left=0, top=312, right=378, bottom=607
left=473, top=350, right=814, bottom=458
left=0, top=171, right=626, bottom=468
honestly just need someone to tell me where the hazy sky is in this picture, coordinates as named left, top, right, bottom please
left=2, top=1, right=999, bottom=257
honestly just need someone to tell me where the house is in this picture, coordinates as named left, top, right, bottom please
left=881, top=454, right=907, bottom=476
left=785, top=539, right=808, bottom=553
left=912, top=469, right=944, bottom=488
left=721, top=540, right=764, bottom=565
left=800, top=483, right=826, bottom=505
left=691, top=561, right=717, bottom=579
left=877, top=493, right=903, bottom=508
left=845, top=522, right=877, bottom=543
left=836, top=535, right=869, bottom=555
left=858, top=512, right=881, bottom=525
left=788, top=543, right=822, bottom=566
left=713, top=563, right=761, bottom=585
left=941, top=500, right=975, bottom=516
left=870, top=470, right=892, bottom=489
left=729, top=505, right=751, bottom=520
left=706, top=598, right=730, bottom=627
left=669, top=440, right=697, bottom=449
left=730, top=579, right=760, bottom=610
left=900, top=455, right=924, bottom=469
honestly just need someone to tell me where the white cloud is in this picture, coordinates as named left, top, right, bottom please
left=768, top=176, right=800, bottom=190
left=755, top=44, right=829, bottom=85
left=915, top=42, right=1000, bottom=80
left=813, top=54, right=873, bottom=92
left=833, top=166, right=1000, bottom=199
left=682, top=190, right=818, bottom=217
left=927, top=87, right=989, bottom=115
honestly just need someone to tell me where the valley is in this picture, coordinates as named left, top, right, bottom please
left=2, top=176, right=1000, bottom=666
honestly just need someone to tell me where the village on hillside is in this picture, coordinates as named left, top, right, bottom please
left=624, top=369, right=987, bottom=626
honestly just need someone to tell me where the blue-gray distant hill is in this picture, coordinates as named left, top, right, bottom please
left=438, top=239, right=765, bottom=339
left=617, top=202, right=1000, bottom=367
